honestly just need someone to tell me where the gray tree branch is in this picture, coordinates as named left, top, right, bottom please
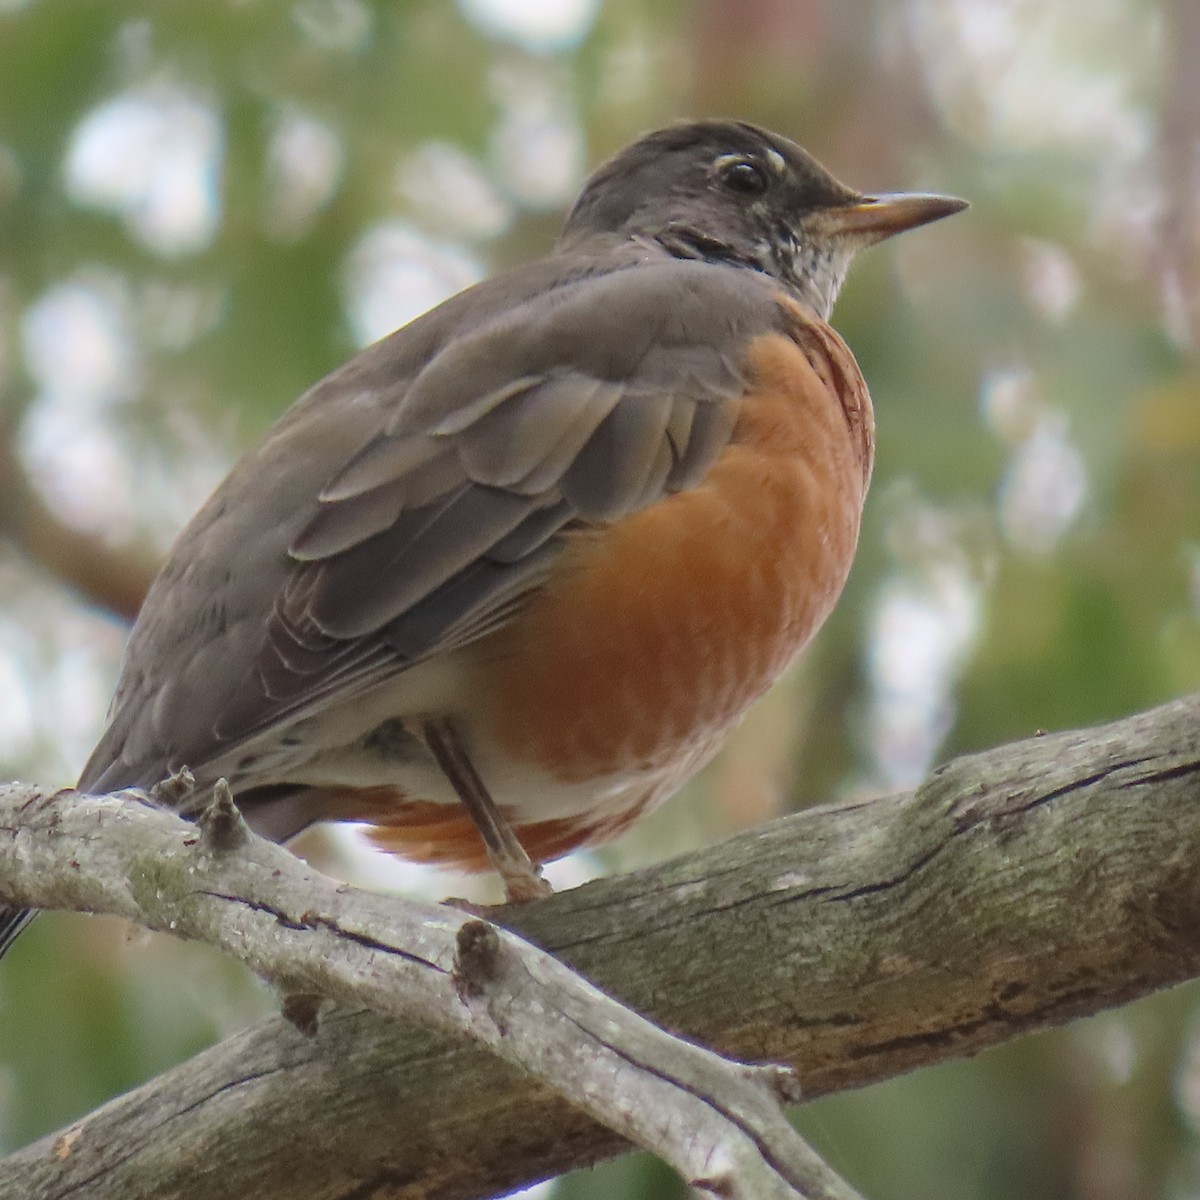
left=0, top=782, right=858, bottom=1200
left=2, top=693, right=1200, bottom=1199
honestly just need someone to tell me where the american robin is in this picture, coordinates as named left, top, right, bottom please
left=0, top=119, right=963, bottom=953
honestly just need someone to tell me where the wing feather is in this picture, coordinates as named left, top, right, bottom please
left=81, top=255, right=786, bottom=795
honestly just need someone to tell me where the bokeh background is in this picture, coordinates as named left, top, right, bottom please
left=2, top=0, right=1199, bottom=1197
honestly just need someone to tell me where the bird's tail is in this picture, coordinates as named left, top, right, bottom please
left=0, top=907, right=35, bottom=959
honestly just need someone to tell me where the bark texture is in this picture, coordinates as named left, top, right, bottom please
left=1, top=693, right=1199, bottom=1199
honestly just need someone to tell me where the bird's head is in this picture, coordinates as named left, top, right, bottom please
left=560, top=119, right=966, bottom=319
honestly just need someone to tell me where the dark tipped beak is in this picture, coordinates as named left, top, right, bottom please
left=817, top=192, right=968, bottom=244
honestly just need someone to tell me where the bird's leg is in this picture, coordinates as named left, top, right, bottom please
left=423, top=717, right=553, bottom=903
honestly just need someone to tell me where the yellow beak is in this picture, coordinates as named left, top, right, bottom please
left=816, top=192, right=968, bottom=243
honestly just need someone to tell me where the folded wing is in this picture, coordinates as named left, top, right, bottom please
left=81, top=256, right=786, bottom=797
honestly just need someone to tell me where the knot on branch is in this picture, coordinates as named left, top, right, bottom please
left=281, top=992, right=324, bottom=1037
left=196, top=780, right=249, bottom=853
left=149, top=767, right=197, bottom=810
left=748, top=1062, right=804, bottom=1105
left=453, top=918, right=503, bottom=1001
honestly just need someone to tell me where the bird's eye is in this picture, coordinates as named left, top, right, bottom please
left=718, top=159, right=768, bottom=195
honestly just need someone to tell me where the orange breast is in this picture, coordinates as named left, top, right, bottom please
left=366, top=789, right=661, bottom=870
left=472, top=317, right=874, bottom=784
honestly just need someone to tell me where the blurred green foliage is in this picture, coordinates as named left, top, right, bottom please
left=2, top=0, right=1199, bottom=1197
